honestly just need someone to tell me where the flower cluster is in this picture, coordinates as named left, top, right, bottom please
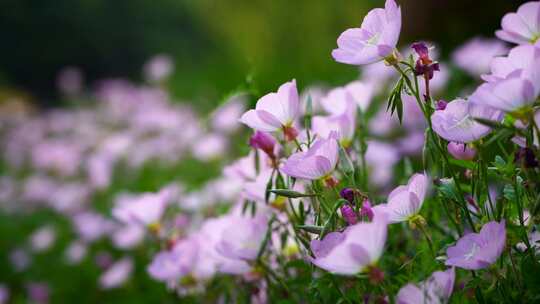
left=2, top=1, right=540, bottom=303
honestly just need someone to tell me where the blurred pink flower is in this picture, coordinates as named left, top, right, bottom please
left=64, top=241, right=87, bottom=265
left=112, top=224, right=145, bottom=249
left=211, top=95, right=246, bottom=134
left=332, top=0, right=401, bottom=65
left=143, top=54, right=174, bottom=83
left=215, top=214, right=268, bottom=262
left=29, top=226, right=56, bottom=253
left=396, top=268, right=455, bottom=304
left=452, top=38, right=508, bottom=76
left=99, top=257, right=134, bottom=289
left=112, top=187, right=173, bottom=226
left=0, top=284, right=8, bottom=304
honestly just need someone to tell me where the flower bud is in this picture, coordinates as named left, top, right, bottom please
left=340, top=204, right=358, bottom=225
left=283, top=125, right=299, bottom=141
left=360, top=199, right=374, bottom=221
left=515, top=147, right=538, bottom=168
left=436, top=100, right=448, bottom=111
left=249, top=131, right=276, bottom=158
left=447, top=142, right=476, bottom=161
left=339, top=187, right=356, bottom=204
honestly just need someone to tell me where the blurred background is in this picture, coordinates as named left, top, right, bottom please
left=0, top=0, right=526, bottom=109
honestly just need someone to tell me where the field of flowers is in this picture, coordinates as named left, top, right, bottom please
left=1, top=0, right=540, bottom=303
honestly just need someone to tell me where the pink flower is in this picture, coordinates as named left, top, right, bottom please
left=211, top=95, right=246, bottom=134
left=240, top=80, right=299, bottom=139
left=365, top=140, right=400, bottom=186
left=143, top=54, right=174, bottom=83
left=0, top=284, right=8, bottom=304
left=112, top=187, right=174, bottom=226
left=396, top=268, right=455, bottom=304
left=431, top=98, right=502, bottom=143
left=73, top=212, right=113, bottom=242
left=215, top=214, right=268, bottom=262
left=147, top=237, right=199, bottom=283
left=310, top=212, right=388, bottom=275
left=452, top=38, right=509, bottom=77
left=281, top=134, right=339, bottom=180
left=469, top=75, right=539, bottom=113
left=332, top=0, right=401, bottom=65
left=482, top=42, right=540, bottom=82
left=496, top=1, right=540, bottom=45
left=447, top=142, right=476, bottom=161
left=312, top=112, right=355, bottom=147
left=99, top=257, right=134, bottom=289
left=29, top=226, right=56, bottom=253
left=373, top=173, right=429, bottom=223
left=446, top=221, right=506, bottom=270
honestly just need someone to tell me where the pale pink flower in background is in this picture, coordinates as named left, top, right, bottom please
left=0, top=284, right=8, bottom=304
left=320, top=81, right=373, bottom=114
left=192, top=133, right=228, bottom=161
left=312, top=107, right=356, bottom=147
left=197, top=216, right=252, bottom=276
left=86, top=153, right=114, bottom=190
left=143, top=54, right=174, bottom=83
left=396, top=268, right=455, bottom=304
left=310, top=212, right=388, bottom=275
left=31, top=140, right=82, bottom=177
left=99, top=257, right=134, bottom=289
left=240, top=80, right=299, bottom=140
left=242, top=169, right=274, bottom=204
left=332, top=0, right=401, bottom=65
left=365, top=141, right=400, bottom=187
left=452, top=38, right=509, bottom=77
left=29, top=226, right=56, bottom=253
left=211, top=95, right=246, bottom=134
left=300, top=85, right=327, bottom=114
left=72, top=212, right=113, bottom=242
left=373, top=173, right=429, bottom=223
left=112, top=187, right=173, bottom=226
left=26, top=282, right=49, bottom=304
left=396, top=131, right=425, bottom=156
left=215, top=214, right=268, bottom=263
left=112, top=224, right=145, bottom=249
left=50, top=182, right=91, bottom=214
left=64, top=241, right=87, bottom=265
left=148, top=237, right=199, bottom=283
left=10, top=248, right=31, bottom=272
left=282, top=134, right=339, bottom=180
left=496, top=1, right=540, bottom=45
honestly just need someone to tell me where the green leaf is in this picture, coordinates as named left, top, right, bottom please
left=296, top=224, right=323, bottom=234
left=449, top=158, right=475, bottom=169
left=268, top=189, right=318, bottom=198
